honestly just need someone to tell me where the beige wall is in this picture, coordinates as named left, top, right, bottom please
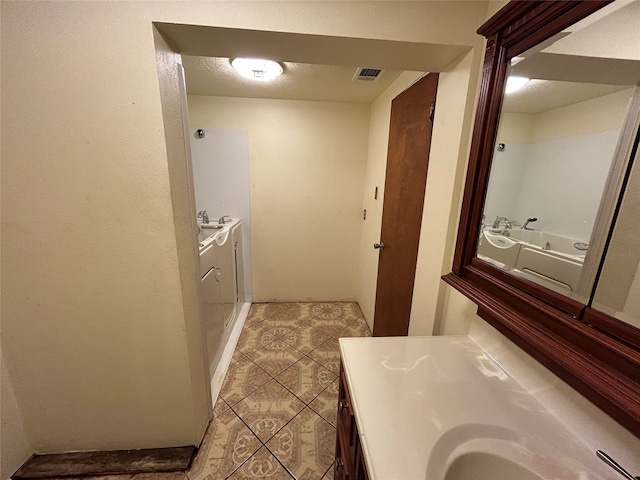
left=413, top=1, right=506, bottom=336
left=592, top=140, right=640, bottom=325
left=187, top=96, right=369, bottom=301
left=487, top=0, right=510, bottom=19
left=355, top=39, right=487, bottom=336
left=498, top=89, right=635, bottom=145
left=155, top=30, right=213, bottom=452
left=7, top=0, right=629, bottom=465
left=409, top=49, right=483, bottom=336
left=2, top=0, right=491, bottom=458
left=2, top=3, right=202, bottom=453
left=356, top=8, right=489, bottom=335
left=497, top=113, right=534, bottom=143
left=622, top=262, right=640, bottom=327
left=532, top=88, right=635, bottom=142
left=356, top=48, right=484, bottom=335
left=1, top=347, right=32, bottom=480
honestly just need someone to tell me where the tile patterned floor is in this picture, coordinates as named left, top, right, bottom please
left=48, top=302, right=371, bottom=480
left=196, top=301, right=371, bottom=480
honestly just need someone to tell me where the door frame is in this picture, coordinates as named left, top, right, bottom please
left=373, top=73, right=439, bottom=337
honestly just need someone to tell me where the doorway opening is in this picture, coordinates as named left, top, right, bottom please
left=153, top=21, right=468, bottom=406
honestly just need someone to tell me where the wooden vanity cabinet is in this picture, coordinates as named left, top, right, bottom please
left=335, top=363, right=369, bottom=480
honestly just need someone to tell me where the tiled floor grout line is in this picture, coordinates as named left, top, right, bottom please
left=320, top=464, right=333, bottom=480
left=260, top=442, right=296, bottom=480
left=208, top=303, right=370, bottom=479
left=223, top=407, right=284, bottom=479
left=222, top=332, right=338, bottom=478
left=304, top=382, right=337, bottom=424
left=272, top=360, right=335, bottom=402
left=230, top=340, right=337, bottom=410
left=226, top=381, right=322, bottom=480
left=218, top=428, right=263, bottom=480
left=269, top=318, right=364, bottom=341
left=239, top=331, right=331, bottom=366
left=219, top=369, right=304, bottom=478
left=253, top=403, right=336, bottom=480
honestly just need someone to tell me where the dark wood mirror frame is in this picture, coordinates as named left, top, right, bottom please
left=442, top=0, right=640, bottom=438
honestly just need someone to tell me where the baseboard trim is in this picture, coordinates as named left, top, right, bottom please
left=12, top=446, right=196, bottom=479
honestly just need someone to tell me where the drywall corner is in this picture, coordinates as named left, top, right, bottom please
left=154, top=27, right=211, bottom=444
left=409, top=44, right=484, bottom=336
left=1, top=346, right=33, bottom=480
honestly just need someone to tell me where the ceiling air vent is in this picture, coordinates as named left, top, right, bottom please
left=353, top=67, right=384, bottom=82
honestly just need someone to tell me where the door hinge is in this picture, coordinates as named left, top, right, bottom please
left=429, top=102, right=435, bottom=122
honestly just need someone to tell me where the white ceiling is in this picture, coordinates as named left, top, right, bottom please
left=502, top=81, right=627, bottom=115
left=183, top=56, right=408, bottom=103
left=177, top=0, right=639, bottom=110
left=154, top=23, right=469, bottom=104
left=158, top=23, right=470, bottom=72
left=502, top=0, right=639, bottom=115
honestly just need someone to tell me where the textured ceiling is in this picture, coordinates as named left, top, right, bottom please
left=183, top=56, right=407, bottom=103
left=180, top=0, right=639, bottom=110
left=158, top=21, right=468, bottom=104
left=502, top=81, right=628, bottom=115
left=502, top=0, right=639, bottom=115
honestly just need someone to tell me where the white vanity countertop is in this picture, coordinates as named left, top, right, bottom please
left=338, top=336, right=611, bottom=480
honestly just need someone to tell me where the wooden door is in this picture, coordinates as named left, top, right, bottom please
left=372, top=73, right=439, bottom=337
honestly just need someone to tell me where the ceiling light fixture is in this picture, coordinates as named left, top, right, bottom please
left=231, top=58, right=283, bottom=81
left=505, top=75, right=530, bottom=94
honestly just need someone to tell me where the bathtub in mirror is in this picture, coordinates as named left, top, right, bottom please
left=443, top=0, right=640, bottom=439
left=477, top=7, right=639, bottom=305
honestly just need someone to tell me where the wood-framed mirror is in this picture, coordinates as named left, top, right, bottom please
left=442, top=0, right=640, bottom=438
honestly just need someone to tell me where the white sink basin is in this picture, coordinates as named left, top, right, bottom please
left=444, top=452, right=543, bottom=480
left=340, top=337, right=619, bottom=480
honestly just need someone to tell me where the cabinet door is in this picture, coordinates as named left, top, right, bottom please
left=335, top=362, right=371, bottom=480
left=334, top=430, right=349, bottom=480
left=355, top=445, right=369, bottom=480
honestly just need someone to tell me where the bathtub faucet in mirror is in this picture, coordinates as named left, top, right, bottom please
left=522, top=217, right=538, bottom=230
left=492, top=216, right=512, bottom=229
left=197, top=210, right=209, bottom=224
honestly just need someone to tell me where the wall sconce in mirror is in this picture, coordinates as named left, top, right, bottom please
left=443, top=0, right=640, bottom=438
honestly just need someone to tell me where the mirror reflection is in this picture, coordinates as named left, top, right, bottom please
left=592, top=141, right=640, bottom=329
left=477, top=0, right=640, bottom=308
